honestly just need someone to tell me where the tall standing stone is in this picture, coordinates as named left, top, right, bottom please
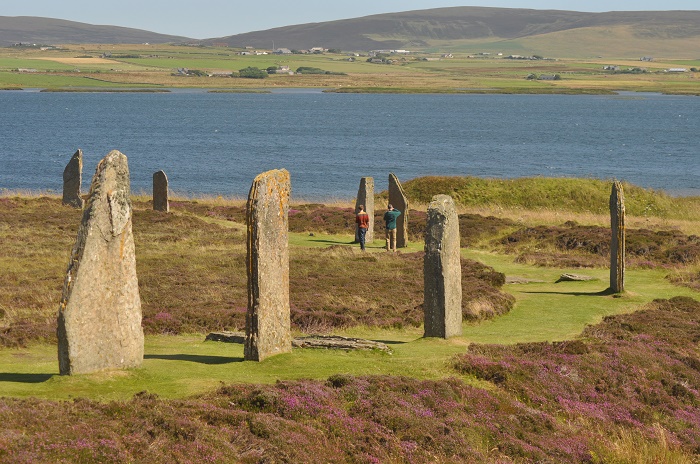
left=423, top=194, right=462, bottom=338
left=355, top=177, right=374, bottom=243
left=610, top=180, right=625, bottom=293
left=62, top=149, right=84, bottom=208
left=388, top=173, right=409, bottom=248
left=152, top=170, right=169, bottom=212
left=57, top=150, right=144, bottom=375
left=245, top=169, right=292, bottom=361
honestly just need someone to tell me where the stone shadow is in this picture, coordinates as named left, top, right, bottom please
left=521, top=288, right=617, bottom=297
left=0, top=373, right=54, bottom=383
left=144, top=354, right=243, bottom=365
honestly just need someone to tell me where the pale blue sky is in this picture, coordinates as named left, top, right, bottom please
left=3, top=1, right=698, bottom=39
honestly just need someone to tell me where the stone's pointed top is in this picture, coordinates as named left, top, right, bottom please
left=429, top=194, right=457, bottom=214
left=253, top=168, right=289, bottom=183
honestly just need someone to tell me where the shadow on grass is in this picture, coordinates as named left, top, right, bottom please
left=145, top=354, right=243, bottom=365
left=521, top=288, right=618, bottom=297
left=372, top=339, right=408, bottom=345
left=0, top=373, right=54, bottom=383
left=309, top=239, right=355, bottom=245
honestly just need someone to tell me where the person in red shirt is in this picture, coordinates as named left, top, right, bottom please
left=355, top=204, right=370, bottom=251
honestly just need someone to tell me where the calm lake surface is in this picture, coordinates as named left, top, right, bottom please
left=1, top=89, right=698, bottom=199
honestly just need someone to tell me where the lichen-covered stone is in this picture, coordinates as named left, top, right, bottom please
left=424, top=194, right=462, bottom=339
left=62, top=149, right=84, bottom=208
left=245, top=169, right=292, bottom=361
left=57, top=150, right=143, bottom=375
left=388, top=173, right=409, bottom=248
left=610, top=180, right=625, bottom=293
left=152, top=170, right=169, bottom=212
left=355, top=177, right=374, bottom=243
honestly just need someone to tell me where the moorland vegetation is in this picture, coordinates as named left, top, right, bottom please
left=1, top=176, right=700, bottom=462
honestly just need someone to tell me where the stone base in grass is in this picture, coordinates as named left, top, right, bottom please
left=555, top=273, right=597, bottom=283
left=206, top=331, right=392, bottom=353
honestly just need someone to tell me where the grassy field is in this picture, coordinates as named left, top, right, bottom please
left=1, top=176, right=699, bottom=462
left=1, top=43, right=698, bottom=93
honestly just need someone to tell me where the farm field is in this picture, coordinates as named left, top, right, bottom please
left=1, top=43, right=699, bottom=94
left=1, top=176, right=700, bottom=462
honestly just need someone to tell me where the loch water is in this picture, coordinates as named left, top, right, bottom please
left=1, top=89, right=698, bottom=199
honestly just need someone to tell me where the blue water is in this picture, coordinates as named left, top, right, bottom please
left=1, top=89, right=698, bottom=199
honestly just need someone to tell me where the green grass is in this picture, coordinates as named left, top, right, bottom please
left=0, top=71, right=159, bottom=88
left=1, top=241, right=696, bottom=401
left=1, top=187, right=698, bottom=403
left=396, top=176, right=700, bottom=220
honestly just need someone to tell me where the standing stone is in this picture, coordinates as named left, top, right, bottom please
left=152, top=170, right=169, bottom=212
left=354, top=177, right=374, bottom=243
left=57, top=150, right=144, bottom=375
left=423, top=194, right=462, bottom=338
left=388, top=173, right=409, bottom=248
left=610, top=180, right=625, bottom=293
left=62, top=149, right=84, bottom=208
left=245, top=169, right=292, bottom=361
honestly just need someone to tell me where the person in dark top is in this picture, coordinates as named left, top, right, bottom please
left=383, top=204, right=401, bottom=252
left=355, top=204, right=370, bottom=251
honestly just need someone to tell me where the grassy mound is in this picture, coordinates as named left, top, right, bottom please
left=387, top=176, right=700, bottom=220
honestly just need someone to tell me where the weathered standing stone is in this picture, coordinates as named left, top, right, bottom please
left=354, top=177, right=374, bottom=243
left=244, top=169, right=292, bottom=361
left=423, top=194, right=463, bottom=338
left=57, top=150, right=144, bottom=375
left=388, top=173, right=409, bottom=248
left=152, top=170, right=169, bottom=212
left=62, top=149, right=84, bottom=208
left=610, top=180, right=625, bottom=293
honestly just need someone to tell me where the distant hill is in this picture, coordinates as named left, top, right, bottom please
left=201, top=7, right=700, bottom=58
left=2, top=8, right=699, bottom=58
left=0, top=16, right=191, bottom=45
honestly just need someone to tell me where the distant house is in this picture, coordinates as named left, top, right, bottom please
left=538, top=74, right=559, bottom=80
left=667, top=68, right=688, bottom=72
left=273, top=48, right=292, bottom=55
left=640, top=56, right=654, bottom=62
left=603, top=65, right=620, bottom=71
left=209, top=71, right=233, bottom=77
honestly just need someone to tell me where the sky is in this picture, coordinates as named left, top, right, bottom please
left=2, top=0, right=698, bottom=39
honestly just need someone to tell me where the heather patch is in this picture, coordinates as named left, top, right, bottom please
left=0, top=376, right=599, bottom=463
left=0, top=198, right=512, bottom=345
left=454, top=296, right=700, bottom=455
left=501, top=222, right=700, bottom=268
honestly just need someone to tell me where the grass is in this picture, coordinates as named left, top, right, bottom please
left=1, top=44, right=698, bottom=93
left=1, top=178, right=699, bottom=402
left=1, top=176, right=699, bottom=462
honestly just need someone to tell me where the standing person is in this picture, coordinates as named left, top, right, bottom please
left=383, top=204, right=401, bottom=252
left=355, top=204, right=370, bottom=251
